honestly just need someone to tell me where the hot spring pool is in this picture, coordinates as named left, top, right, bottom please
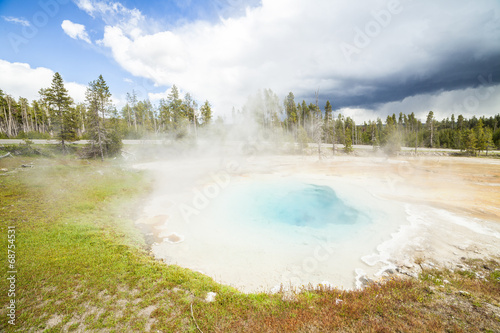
left=135, top=156, right=500, bottom=293
left=143, top=172, right=408, bottom=292
left=227, top=181, right=364, bottom=228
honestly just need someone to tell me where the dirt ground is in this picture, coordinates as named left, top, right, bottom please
left=309, top=154, right=500, bottom=221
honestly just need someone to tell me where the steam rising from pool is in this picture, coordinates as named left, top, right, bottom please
left=135, top=156, right=500, bottom=293
left=139, top=166, right=400, bottom=292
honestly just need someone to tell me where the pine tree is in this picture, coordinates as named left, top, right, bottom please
left=484, top=128, right=494, bottom=155
left=475, top=119, right=486, bottom=155
left=46, top=72, right=75, bottom=152
left=324, top=100, right=332, bottom=125
left=426, top=111, right=435, bottom=148
left=200, top=100, right=212, bottom=126
left=85, top=75, right=112, bottom=160
left=463, top=129, right=477, bottom=156
left=182, top=92, right=198, bottom=136
left=284, top=92, right=297, bottom=132
left=344, top=127, right=353, bottom=153
left=168, top=85, right=184, bottom=129
left=158, top=98, right=172, bottom=131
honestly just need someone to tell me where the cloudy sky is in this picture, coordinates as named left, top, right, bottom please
left=0, top=0, right=499, bottom=122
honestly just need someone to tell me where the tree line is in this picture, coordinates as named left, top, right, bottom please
left=0, top=75, right=213, bottom=157
left=238, top=89, right=500, bottom=155
left=1, top=79, right=499, bottom=156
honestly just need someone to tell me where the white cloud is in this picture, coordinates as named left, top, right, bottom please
left=75, top=0, right=146, bottom=38
left=148, top=90, right=170, bottom=103
left=0, top=59, right=87, bottom=104
left=2, top=16, right=30, bottom=27
left=65, top=82, right=87, bottom=104
left=0, top=60, right=53, bottom=101
left=375, top=84, right=500, bottom=122
left=147, top=86, right=188, bottom=104
left=340, top=84, right=500, bottom=124
left=61, top=20, right=92, bottom=44
left=77, top=0, right=500, bottom=120
left=74, top=0, right=95, bottom=15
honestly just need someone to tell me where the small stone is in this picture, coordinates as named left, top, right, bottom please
left=443, top=279, right=450, bottom=284
left=360, top=276, right=374, bottom=286
left=0, top=168, right=7, bottom=172
left=458, top=290, right=470, bottom=297
left=205, top=292, right=217, bottom=303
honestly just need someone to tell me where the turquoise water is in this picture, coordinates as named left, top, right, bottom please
left=225, top=181, right=364, bottom=229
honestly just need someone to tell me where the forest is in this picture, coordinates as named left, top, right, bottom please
left=1, top=74, right=499, bottom=157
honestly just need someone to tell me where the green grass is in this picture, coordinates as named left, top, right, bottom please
left=1, top=156, right=499, bottom=332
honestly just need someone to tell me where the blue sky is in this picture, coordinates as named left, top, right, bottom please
left=0, top=0, right=240, bottom=103
left=0, top=0, right=499, bottom=122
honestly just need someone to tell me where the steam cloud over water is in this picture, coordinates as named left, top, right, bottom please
left=133, top=146, right=500, bottom=293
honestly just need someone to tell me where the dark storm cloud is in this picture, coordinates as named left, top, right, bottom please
left=323, top=52, right=500, bottom=109
left=90, top=0, right=500, bottom=117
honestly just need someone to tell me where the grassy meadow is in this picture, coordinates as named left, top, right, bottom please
left=0, top=152, right=499, bottom=332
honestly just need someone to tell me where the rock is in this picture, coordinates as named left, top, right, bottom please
left=205, top=292, right=217, bottom=303
left=425, top=286, right=436, bottom=294
left=403, top=262, right=414, bottom=269
left=458, top=290, right=470, bottom=297
left=443, top=279, right=450, bottom=284
left=0, top=168, right=7, bottom=172
left=161, top=232, right=185, bottom=244
left=359, top=276, right=374, bottom=287
left=396, top=267, right=419, bottom=279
